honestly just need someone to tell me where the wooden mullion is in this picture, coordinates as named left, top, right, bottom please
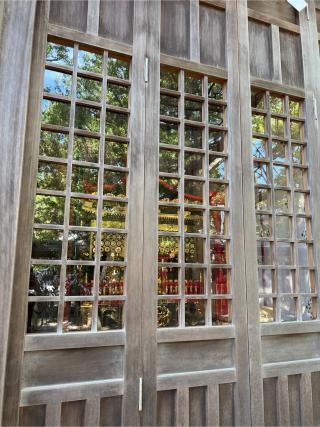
left=180, top=69, right=186, bottom=328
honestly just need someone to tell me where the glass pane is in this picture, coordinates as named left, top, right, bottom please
left=276, top=216, right=291, bottom=239
left=159, top=206, right=179, bottom=232
left=296, top=217, right=307, bottom=240
left=98, top=301, right=124, bottom=330
left=160, top=70, right=178, bottom=90
left=292, top=144, right=304, bottom=165
left=209, top=183, right=226, bottom=207
left=185, top=152, right=203, bottom=176
left=255, top=188, right=270, bottom=210
left=272, top=141, right=287, bottom=162
left=210, top=210, right=226, bottom=235
left=70, top=198, right=97, bottom=227
left=75, top=106, right=100, bottom=132
left=277, top=269, right=294, bottom=293
left=107, top=83, right=129, bottom=107
left=42, top=100, right=70, bottom=127
left=209, top=105, right=224, bottom=126
left=252, top=114, right=265, bottom=133
left=100, top=266, right=125, bottom=295
left=271, top=117, right=285, bottom=137
left=78, top=49, right=102, bottom=73
left=259, top=297, right=274, bottom=323
left=208, top=81, right=223, bottom=100
left=297, top=243, right=309, bottom=266
left=185, top=100, right=202, bottom=121
left=158, top=266, right=179, bottom=295
left=185, top=126, right=202, bottom=149
left=252, top=138, right=267, bottom=159
left=280, top=297, right=296, bottom=322
left=29, top=265, right=60, bottom=296
left=293, top=168, right=306, bottom=189
left=294, top=192, right=307, bottom=213
left=105, top=141, right=128, bottom=167
left=104, top=171, right=127, bottom=198
left=32, top=229, right=63, bottom=259
left=34, top=195, right=65, bottom=225
left=269, top=96, right=284, bottom=114
left=254, top=163, right=269, bottom=185
left=159, top=177, right=179, bottom=202
left=37, top=162, right=67, bottom=191
left=160, top=121, right=179, bottom=145
left=158, top=300, right=179, bottom=327
left=257, top=241, right=272, bottom=265
left=212, top=268, right=229, bottom=294
left=160, top=149, right=179, bottom=173
left=251, top=91, right=264, bottom=109
left=185, top=75, right=202, bottom=95
left=44, top=69, right=72, bottom=96
left=76, top=77, right=102, bottom=102
left=289, top=100, right=301, bottom=117
left=158, top=236, right=179, bottom=263
left=102, top=201, right=127, bottom=229
left=273, top=166, right=288, bottom=186
left=209, top=130, right=225, bottom=152
left=210, top=239, right=227, bottom=264
left=73, top=136, right=99, bottom=163
left=185, top=268, right=205, bottom=294
left=184, top=180, right=203, bottom=205
left=256, top=214, right=272, bottom=238
left=65, top=265, right=94, bottom=296
left=27, top=302, right=58, bottom=333
left=301, top=297, right=316, bottom=321
left=185, top=300, right=205, bottom=326
left=108, top=57, right=130, bottom=79
left=63, top=301, right=93, bottom=332
left=258, top=269, right=273, bottom=294
left=209, top=156, right=225, bottom=179
left=46, top=42, right=73, bottom=66
left=101, top=232, right=126, bottom=261
left=160, top=95, right=179, bottom=117
left=106, top=111, right=128, bottom=137
left=274, top=190, right=290, bottom=213
left=212, top=299, right=231, bottom=325
left=276, top=243, right=292, bottom=265
left=68, top=231, right=96, bottom=260
left=299, top=269, right=313, bottom=293
left=39, top=131, right=68, bottom=158
left=184, top=237, right=204, bottom=263
left=72, top=166, right=98, bottom=194
left=184, top=209, right=203, bottom=233
left=290, top=121, right=302, bottom=140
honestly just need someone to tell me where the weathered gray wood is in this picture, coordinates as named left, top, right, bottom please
left=247, top=0, right=298, bottom=25
left=271, top=24, right=282, bottom=82
left=288, top=374, right=302, bottom=426
left=49, top=0, right=88, bottom=32
left=264, top=358, right=320, bottom=378
left=280, top=29, right=304, bottom=88
left=248, top=19, right=273, bottom=80
left=277, top=376, right=290, bottom=426
left=189, top=0, right=200, bottom=62
left=157, top=325, right=235, bottom=342
left=60, top=400, right=85, bottom=427
left=176, top=387, right=189, bottom=427
left=189, top=386, right=206, bottom=427
left=261, top=320, right=320, bottom=335
left=219, top=383, right=234, bottom=427
left=98, top=0, right=133, bottom=44
left=83, top=398, right=100, bottom=427
left=263, top=378, right=277, bottom=427
left=45, top=403, right=61, bottom=427
left=300, top=372, right=314, bottom=426
left=0, top=1, right=43, bottom=425
left=87, top=0, right=100, bottom=35
left=19, top=405, right=46, bottom=427
left=207, top=384, right=219, bottom=426
left=100, top=396, right=122, bottom=427
left=157, top=390, right=175, bottom=426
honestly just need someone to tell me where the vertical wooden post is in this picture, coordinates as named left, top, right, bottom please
left=190, top=0, right=200, bottom=62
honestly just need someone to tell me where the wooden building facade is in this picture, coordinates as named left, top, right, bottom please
left=1, top=0, right=320, bottom=425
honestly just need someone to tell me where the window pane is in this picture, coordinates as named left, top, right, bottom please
left=101, top=233, right=126, bottom=261
left=208, top=81, right=223, bottom=100
left=184, top=180, right=203, bottom=205
left=159, top=206, right=179, bottom=232
left=185, top=75, right=202, bottom=95
left=255, top=188, right=270, bottom=211
left=272, top=141, right=287, bottom=162
left=39, top=131, right=68, bottom=158
left=258, top=269, right=273, bottom=294
left=212, top=299, right=231, bottom=325
left=65, top=265, right=94, bottom=296
left=76, top=76, right=102, bottom=102
left=158, top=300, right=179, bottom=327
left=184, top=209, right=203, bottom=233
left=210, top=210, right=226, bottom=235
left=185, top=268, right=205, bottom=294
left=210, top=239, right=227, bottom=264
left=280, top=297, right=296, bottom=322
left=29, top=265, right=60, bottom=296
left=42, top=100, right=70, bottom=127
left=209, top=130, right=225, bottom=152
left=257, top=241, right=272, bottom=265
left=209, top=156, right=225, bottom=179
left=276, top=243, right=292, bottom=266
left=108, top=57, right=130, bottom=79
left=275, top=216, right=291, bottom=239
left=185, top=126, right=203, bottom=149
left=274, top=190, right=290, bottom=213
left=289, top=100, right=301, bottom=117
left=100, top=266, right=125, bottom=295
left=185, top=100, right=202, bottom=121
left=185, top=237, right=204, bottom=263
left=254, top=163, right=269, bottom=185
left=46, top=42, right=73, bottom=66
left=160, top=149, right=179, bottom=173
left=271, top=117, right=285, bottom=137
left=37, top=162, right=67, bottom=191
left=73, top=136, right=99, bottom=163
left=68, top=231, right=96, bottom=260
left=185, top=300, right=205, bottom=326
left=34, top=195, right=65, bottom=225
left=209, top=105, right=224, bottom=126
left=256, top=214, right=272, bottom=238
left=212, top=268, right=230, bottom=294
left=159, top=178, right=179, bottom=202
left=102, top=201, right=127, bottom=229
left=27, top=302, right=58, bottom=333
left=104, top=171, right=127, bottom=198
left=107, top=83, right=129, bottom=107
left=269, top=96, right=284, bottom=114
left=160, top=95, right=179, bottom=117
left=44, top=69, right=72, bottom=96
left=105, top=141, right=128, bottom=167
left=277, top=269, right=294, bottom=293
left=78, top=49, right=102, bottom=73
left=252, top=138, right=267, bottom=159
left=290, top=121, right=302, bottom=140
left=158, top=266, right=179, bottom=295
left=160, top=121, right=179, bottom=145
left=259, top=297, right=274, bottom=323
left=185, top=153, right=203, bottom=176
left=70, top=198, right=97, bottom=227
left=32, top=229, right=63, bottom=259
left=75, top=106, right=100, bottom=132
left=72, top=166, right=98, bottom=194
left=160, top=70, right=178, bottom=90
left=98, top=301, right=124, bottom=330
left=158, top=236, right=179, bottom=263
left=106, top=112, right=128, bottom=136
left=251, top=91, right=264, bottom=109
left=209, top=183, right=226, bottom=207
left=63, top=301, right=93, bottom=332
left=252, top=114, right=265, bottom=133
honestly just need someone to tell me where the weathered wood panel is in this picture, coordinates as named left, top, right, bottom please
left=60, top=400, right=85, bottom=427
left=161, top=0, right=190, bottom=58
left=98, top=0, right=133, bottom=44
left=189, top=386, right=206, bottom=427
left=247, top=0, right=298, bottom=25
left=100, top=396, right=122, bottom=426
left=219, top=383, right=234, bottom=426
left=19, top=405, right=46, bottom=427
left=199, top=4, right=226, bottom=68
left=311, top=371, right=320, bottom=425
left=49, top=1, right=88, bottom=32
left=280, top=30, right=304, bottom=88
left=157, top=390, right=175, bottom=427
left=263, top=378, right=277, bottom=427
left=248, top=20, right=272, bottom=80
left=288, top=375, right=302, bottom=426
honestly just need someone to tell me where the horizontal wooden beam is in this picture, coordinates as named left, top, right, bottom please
left=157, top=325, right=235, bottom=342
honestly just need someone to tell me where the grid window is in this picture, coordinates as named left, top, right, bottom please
left=27, top=41, right=131, bottom=333
left=251, top=90, right=316, bottom=323
left=158, top=67, right=231, bottom=328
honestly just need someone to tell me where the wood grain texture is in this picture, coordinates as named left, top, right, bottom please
left=87, top=0, right=100, bottom=35
left=99, top=0, right=133, bottom=44
left=280, top=29, right=304, bottom=88
left=277, top=376, right=290, bottom=426
left=271, top=24, right=282, bottom=82
left=176, top=387, right=189, bottom=427
left=100, top=396, right=122, bottom=427
left=49, top=0, right=88, bottom=32
left=247, top=0, right=298, bottom=25
left=206, top=384, right=219, bottom=427
left=157, top=390, right=176, bottom=426
left=19, top=405, right=46, bottom=427
left=248, top=19, right=273, bottom=80
left=263, top=377, right=277, bottom=427
left=300, top=373, right=313, bottom=426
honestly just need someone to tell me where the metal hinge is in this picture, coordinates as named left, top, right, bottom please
left=138, top=377, right=143, bottom=411
left=313, top=95, right=318, bottom=129
left=144, top=57, right=149, bottom=83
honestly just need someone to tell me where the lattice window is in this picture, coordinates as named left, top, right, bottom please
left=28, top=39, right=131, bottom=333
left=251, top=90, right=317, bottom=322
left=157, top=67, right=231, bottom=328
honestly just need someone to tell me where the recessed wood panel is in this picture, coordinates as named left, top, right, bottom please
left=219, top=383, right=235, bottom=426
left=19, top=405, right=46, bottom=427
left=99, top=0, right=133, bottom=44
left=100, top=396, right=122, bottom=426
left=288, top=374, right=302, bottom=426
left=316, top=9, right=320, bottom=33
left=247, top=0, right=298, bottom=24
left=157, top=390, right=176, bottom=426
left=280, top=30, right=304, bottom=88
left=161, top=0, right=190, bottom=58
left=49, top=1, right=88, bottom=32
left=199, top=5, right=226, bottom=68
left=158, top=340, right=233, bottom=374
left=61, top=400, right=85, bottom=427
left=189, top=386, right=206, bottom=427
left=263, top=378, right=277, bottom=427
left=311, top=371, right=320, bottom=424
left=248, top=20, right=272, bottom=80
left=22, top=347, right=123, bottom=387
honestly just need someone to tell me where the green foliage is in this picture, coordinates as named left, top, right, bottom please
left=42, top=99, right=70, bottom=127
left=74, top=106, right=100, bottom=132
left=37, top=161, right=67, bottom=191
left=46, top=42, right=73, bottom=66
left=39, top=131, right=68, bottom=158
left=160, top=122, right=179, bottom=145
left=107, top=84, right=129, bottom=107
left=34, top=195, right=65, bottom=225
left=106, top=112, right=128, bottom=137
left=108, top=57, right=130, bottom=79
left=78, top=49, right=103, bottom=73
left=76, top=76, right=102, bottom=102
left=105, top=141, right=128, bottom=167
left=160, top=70, right=178, bottom=90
